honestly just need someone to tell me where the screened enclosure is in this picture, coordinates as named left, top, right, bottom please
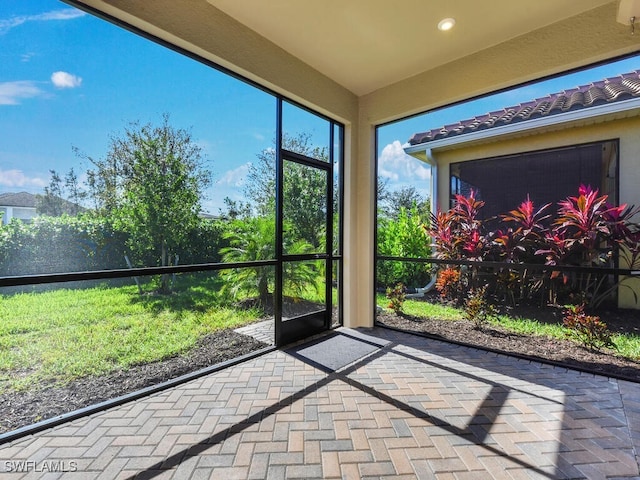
left=0, top=0, right=344, bottom=436
left=450, top=140, right=618, bottom=223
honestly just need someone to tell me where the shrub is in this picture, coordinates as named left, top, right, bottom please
left=0, top=215, right=127, bottom=276
left=377, top=205, right=431, bottom=288
left=428, top=190, right=485, bottom=262
left=562, top=304, right=614, bottom=351
left=386, top=282, right=406, bottom=314
left=218, top=216, right=318, bottom=308
left=0, top=214, right=231, bottom=280
left=428, top=190, right=487, bottom=294
left=435, top=267, right=463, bottom=302
left=178, top=218, right=227, bottom=265
left=430, top=186, right=640, bottom=308
left=463, top=285, right=497, bottom=330
left=498, top=195, right=550, bottom=262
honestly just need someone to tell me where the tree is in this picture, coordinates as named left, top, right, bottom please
left=63, top=168, right=85, bottom=215
left=377, top=177, right=390, bottom=209
left=83, top=114, right=211, bottom=293
left=219, top=196, right=251, bottom=220
left=219, top=217, right=317, bottom=308
left=37, top=168, right=86, bottom=216
left=37, top=170, right=64, bottom=216
left=379, top=185, right=430, bottom=223
left=244, top=133, right=330, bottom=249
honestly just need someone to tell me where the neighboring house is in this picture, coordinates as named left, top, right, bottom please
left=199, top=212, right=221, bottom=220
left=0, top=192, right=38, bottom=225
left=404, top=70, right=640, bottom=309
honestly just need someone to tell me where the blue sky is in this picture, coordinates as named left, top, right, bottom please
left=2, top=1, right=639, bottom=212
left=0, top=0, right=329, bottom=213
left=378, top=56, right=640, bottom=198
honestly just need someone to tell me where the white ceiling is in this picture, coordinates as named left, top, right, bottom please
left=207, top=0, right=614, bottom=96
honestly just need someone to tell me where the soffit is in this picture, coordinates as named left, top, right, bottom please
left=206, top=0, right=614, bottom=96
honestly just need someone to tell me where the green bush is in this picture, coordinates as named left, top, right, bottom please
left=218, top=216, right=318, bottom=307
left=0, top=215, right=229, bottom=277
left=177, top=218, right=227, bottom=265
left=377, top=205, right=431, bottom=288
left=0, top=215, right=127, bottom=276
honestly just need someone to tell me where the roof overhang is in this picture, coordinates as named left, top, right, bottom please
left=404, top=97, right=640, bottom=161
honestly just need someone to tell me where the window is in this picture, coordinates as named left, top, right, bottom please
left=450, top=140, right=618, bottom=224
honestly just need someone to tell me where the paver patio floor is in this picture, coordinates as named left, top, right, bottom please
left=1, top=327, right=639, bottom=479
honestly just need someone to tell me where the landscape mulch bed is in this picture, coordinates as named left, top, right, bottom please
left=0, top=329, right=267, bottom=436
left=2, top=300, right=639, bottom=438
left=376, top=297, right=640, bottom=383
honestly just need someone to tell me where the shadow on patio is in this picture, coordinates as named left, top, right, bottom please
left=1, top=327, right=639, bottom=479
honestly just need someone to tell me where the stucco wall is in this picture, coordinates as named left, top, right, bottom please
left=0, top=206, right=37, bottom=225
left=431, top=116, right=640, bottom=308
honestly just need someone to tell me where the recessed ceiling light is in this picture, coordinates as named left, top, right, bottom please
left=438, top=18, right=456, bottom=31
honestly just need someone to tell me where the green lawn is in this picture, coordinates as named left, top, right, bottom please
left=376, top=294, right=640, bottom=361
left=0, top=276, right=262, bottom=393
left=5, top=280, right=637, bottom=395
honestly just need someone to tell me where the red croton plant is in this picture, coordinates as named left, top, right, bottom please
left=428, top=186, right=640, bottom=308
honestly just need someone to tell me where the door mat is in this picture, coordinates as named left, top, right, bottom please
left=286, top=330, right=386, bottom=372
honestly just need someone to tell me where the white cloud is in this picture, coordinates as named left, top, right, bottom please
left=216, top=163, right=251, bottom=187
left=0, top=81, right=44, bottom=105
left=378, top=140, right=431, bottom=182
left=0, top=169, right=48, bottom=188
left=36, top=9, right=87, bottom=22
left=51, top=71, right=82, bottom=89
left=21, top=52, right=35, bottom=62
left=0, top=8, right=86, bottom=35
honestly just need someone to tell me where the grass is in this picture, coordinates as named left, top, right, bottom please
left=376, top=294, right=640, bottom=361
left=0, top=274, right=262, bottom=393
left=4, top=276, right=637, bottom=395
left=377, top=293, right=463, bottom=321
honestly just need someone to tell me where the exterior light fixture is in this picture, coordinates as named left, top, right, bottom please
left=437, top=18, right=456, bottom=31
left=617, top=0, right=640, bottom=34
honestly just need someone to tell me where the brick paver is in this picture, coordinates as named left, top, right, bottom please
left=234, top=320, right=274, bottom=346
left=1, top=327, right=638, bottom=479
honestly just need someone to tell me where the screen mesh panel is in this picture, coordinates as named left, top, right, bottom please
left=450, top=141, right=616, bottom=226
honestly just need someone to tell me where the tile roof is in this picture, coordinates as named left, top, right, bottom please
left=408, top=70, right=640, bottom=146
left=0, top=191, right=38, bottom=208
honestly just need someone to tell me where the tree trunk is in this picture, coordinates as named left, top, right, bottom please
left=258, top=272, right=269, bottom=308
left=160, top=239, right=171, bottom=294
